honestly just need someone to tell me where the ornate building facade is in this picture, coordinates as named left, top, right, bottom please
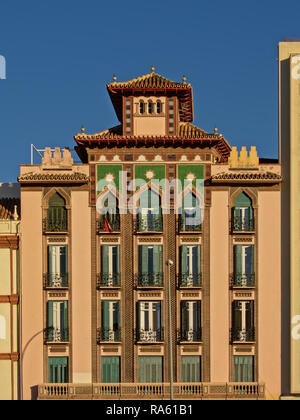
left=0, top=188, right=20, bottom=400
left=19, top=70, right=282, bottom=400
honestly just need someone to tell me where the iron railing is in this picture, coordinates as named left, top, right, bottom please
left=97, top=328, right=121, bottom=343
left=230, top=273, right=255, bottom=288
left=135, top=214, right=163, bottom=232
left=45, top=327, right=69, bottom=343
left=43, top=218, right=68, bottom=233
left=44, top=273, right=69, bottom=289
left=177, top=273, right=202, bottom=288
left=135, top=328, right=164, bottom=342
left=177, top=328, right=202, bottom=342
left=96, top=214, right=120, bottom=233
left=178, top=215, right=202, bottom=232
left=231, top=328, right=255, bottom=343
left=135, top=273, right=164, bottom=288
left=231, top=216, right=255, bottom=232
left=97, top=273, right=121, bottom=288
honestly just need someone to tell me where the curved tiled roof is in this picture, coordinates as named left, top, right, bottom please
left=0, top=198, right=20, bottom=220
left=107, top=72, right=192, bottom=90
left=18, top=172, right=89, bottom=183
left=211, top=171, right=282, bottom=183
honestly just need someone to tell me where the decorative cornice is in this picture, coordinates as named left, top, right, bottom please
left=18, top=172, right=89, bottom=184
left=211, top=171, right=282, bottom=183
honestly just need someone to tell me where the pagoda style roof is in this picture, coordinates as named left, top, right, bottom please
left=106, top=70, right=194, bottom=123
left=211, top=171, right=282, bottom=183
left=74, top=122, right=231, bottom=161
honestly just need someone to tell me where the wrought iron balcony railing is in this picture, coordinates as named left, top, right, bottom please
left=231, top=328, right=255, bottom=343
left=177, top=328, right=202, bottom=343
left=178, top=215, right=202, bottom=233
left=97, top=273, right=121, bottom=288
left=230, top=273, right=255, bottom=288
left=44, top=273, right=69, bottom=289
left=231, top=216, right=255, bottom=232
left=135, top=273, right=164, bottom=288
left=135, top=214, right=163, bottom=233
left=177, top=273, right=202, bottom=288
left=96, top=214, right=120, bottom=233
left=135, top=328, right=164, bottom=342
left=45, top=327, right=69, bottom=343
left=43, top=218, right=68, bottom=233
left=97, top=328, right=121, bottom=343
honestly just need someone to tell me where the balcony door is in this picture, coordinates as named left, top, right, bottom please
left=101, top=301, right=121, bottom=341
left=138, top=188, right=161, bottom=231
left=233, top=356, right=254, bottom=382
left=233, top=245, right=254, bottom=287
left=138, top=245, right=163, bottom=286
left=48, top=245, right=68, bottom=287
left=47, top=301, right=69, bottom=342
left=180, top=301, right=201, bottom=342
left=179, top=245, right=201, bottom=286
left=101, top=356, right=120, bottom=383
left=137, top=301, right=162, bottom=341
left=101, top=245, right=120, bottom=286
left=232, top=300, right=255, bottom=342
left=138, top=356, right=163, bottom=383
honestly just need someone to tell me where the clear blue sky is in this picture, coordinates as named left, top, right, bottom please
left=0, top=0, right=300, bottom=182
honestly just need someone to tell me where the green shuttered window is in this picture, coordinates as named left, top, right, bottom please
left=48, top=357, right=69, bottom=383
left=181, top=356, right=202, bottom=382
left=101, top=356, right=120, bottom=383
left=138, top=356, right=163, bottom=383
left=233, top=356, right=254, bottom=382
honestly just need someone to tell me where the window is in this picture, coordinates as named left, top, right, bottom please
left=156, top=101, right=162, bottom=114
left=47, top=245, right=68, bottom=287
left=47, top=193, right=67, bottom=232
left=48, top=357, right=69, bottom=383
left=179, top=245, right=201, bottom=287
left=148, top=100, right=153, bottom=114
left=137, top=188, right=162, bottom=232
left=180, top=301, right=201, bottom=342
left=181, top=356, right=201, bottom=382
left=233, top=193, right=254, bottom=231
left=139, top=101, right=145, bottom=114
left=233, top=245, right=255, bottom=287
left=180, top=192, right=202, bottom=231
left=101, top=301, right=121, bottom=341
left=232, top=301, right=255, bottom=342
left=137, top=301, right=162, bottom=341
left=138, top=356, right=163, bottom=383
left=46, top=301, right=69, bottom=342
left=101, top=356, right=120, bottom=383
left=233, top=356, right=254, bottom=382
left=168, top=99, right=174, bottom=134
left=125, top=99, right=131, bottom=134
left=97, top=192, right=120, bottom=232
left=100, top=245, right=120, bottom=287
left=138, top=246, right=163, bottom=286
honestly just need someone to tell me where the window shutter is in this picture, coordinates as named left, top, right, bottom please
left=60, top=246, right=67, bottom=275
left=246, top=301, right=254, bottom=331
left=47, top=301, right=54, bottom=341
left=180, top=246, right=188, bottom=274
left=138, top=356, right=163, bottom=383
left=181, top=356, right=201, bottom=382
left=101, top=301, right=110, bottom=339
left=101, top=245, right=109, bottom=274
left=233, top=356, right=254, bottom=382
left=48, top=357, right=68, bottom=383
left=234, top=245, right=242, bottom=276
left=101, top=356, right=120, bottom=383
left=153, top=246, right=162, bottom=274
left=232, top=301, right=242, bottom=331
left=63, top=301, right=68, bottom=340
left=181, top=302, right=189, bottom=333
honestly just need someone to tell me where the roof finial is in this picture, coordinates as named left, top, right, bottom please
left=151, top=65, right=155, bottom=73
left=182, top=75, right=187, bottom=83
left=81, top=125, right=85, bottom=133
left=214, top=125, right=218, bottom=134
left=113, top=74, right=117, bottom=82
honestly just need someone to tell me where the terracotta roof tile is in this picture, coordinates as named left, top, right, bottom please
left=211, top=171, right=282, bottom=183
left=107, top=72, right=191, bottom=90
left=18, top=172, right=89, bottom=183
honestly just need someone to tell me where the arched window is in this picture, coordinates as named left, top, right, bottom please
left=233, top=192, right=254, bottom=231
left=139, top=101, right=145, bottom=115
left=180, top=192, right=202, bottom=232
left=148, top=100, right=153, bottom=114
left=97, top=192, right=120, bottom=232
left=156, top=101, right=162, bottom=114
left=47, top=193, right=68, bottom=232
left=137, top=188, right=162, bottom=232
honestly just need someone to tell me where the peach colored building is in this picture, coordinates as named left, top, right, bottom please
left=19, top=70, right=282, bottom=400
left=0, top=188, right=20, bottom=400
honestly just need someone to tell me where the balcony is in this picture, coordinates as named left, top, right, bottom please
left=44, top=273, right=69, bottom=289
left=44, top=327, right=69, bottom=343
left=135, top=214, right=163, bottom=233
left=43, top=218, right=68, bottom=234
left=178, top=215, right=202, bottom=233
left=37, top=382, right=265, bottom=400
left=96, top=214, right=120, bottom=234
left=135, top=328, right=164, bottom=343
left=231, top=328, right=255, bottom=343
left=230, top=273, right=255, bottom=288
left=177, top=328, right=202, bottom=343
left=231, top=216, right=255, bottom=233
left=135, top=273, right=164, bottom=288
left=97, top=273, right=121, bottom=288
left=177, top=273, right=202, bottom=288
left=97, top=328, right=121, bottom=343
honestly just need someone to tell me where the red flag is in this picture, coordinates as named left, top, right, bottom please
left=104, top=217, right=113, bottom=233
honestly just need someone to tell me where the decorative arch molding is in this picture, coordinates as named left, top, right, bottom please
left=175, top=182, right=205, bottom=213
left=129, top=180, right=164, bottom=215
left=229, top=187, right=258, bottom=209
left=96, top=185, right=121, bottom=213
left=42, top=187, right=71, bottom=210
